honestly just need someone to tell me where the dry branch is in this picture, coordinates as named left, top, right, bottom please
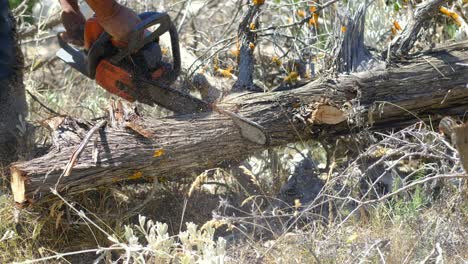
left=390, top=0, right=446, bottom=57
left=19, top=12, right=62, bottom=39
left=233, top=3, right=263, bottom=92
left=9, top=40, right=468, bottom=206
left=333, top=3, right=373, bottom=73
left=60, top=120, right=107, bottom=178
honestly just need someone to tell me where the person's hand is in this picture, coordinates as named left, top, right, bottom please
left=59, top=0, right=86, bottom=46
left=59, top=0, right=142, bottom=47
left=95, top=4, right=142, bottom=45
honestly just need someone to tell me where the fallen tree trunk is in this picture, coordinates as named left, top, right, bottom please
left=11, top=40, right=468, bottom=206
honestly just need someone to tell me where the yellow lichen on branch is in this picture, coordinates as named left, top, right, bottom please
left=272, top=56, right=282, bottom=66
left=153, top=149, right=165, bottom=158
left=296, top=9, right=306, bottom=18
left=439, top=7, right=462, bottom=27
left=283, top=71, right=299, bottom=83
left=308, top=6, right=319, bottom=27
left=252, top=0, right=265, bottom=6
left=217, top=65, right=234, bottom=78
left=129, top=171, right=143, bottom=180
left=391, top=20, right=402, bottom=36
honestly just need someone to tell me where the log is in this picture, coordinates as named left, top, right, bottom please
left=10, top=40, right=468, bottom=206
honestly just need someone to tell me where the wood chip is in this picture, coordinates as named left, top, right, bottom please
left=124, top=122, right=153, bottom=138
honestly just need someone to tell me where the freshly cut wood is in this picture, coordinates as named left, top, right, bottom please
left=310, top=105, right=347, bottom=125
left=10, top=41, right=468, bottom=206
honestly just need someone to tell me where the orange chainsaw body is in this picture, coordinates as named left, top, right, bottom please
left=83, top=16, right=165, bottom=102
left=56, top=11, right=188, bottom=110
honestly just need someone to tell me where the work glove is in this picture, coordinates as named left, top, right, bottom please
left=59, top=0, right=141, bottom=47
left=59, top=0, right=86, bottom=46
left=93, top=3, right=142, bottom=46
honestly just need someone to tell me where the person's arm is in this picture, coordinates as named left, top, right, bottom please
left=86, top=0, right=141, bottom=43
left=84, top=0, right=119, bottom=19
left=59, top=0, right=141, bottom=45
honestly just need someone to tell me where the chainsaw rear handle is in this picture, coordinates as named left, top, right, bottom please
left=110, top=12, right=181, bottom=78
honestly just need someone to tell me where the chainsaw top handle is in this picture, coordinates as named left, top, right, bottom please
left=109, top=12, right=181, bottom=78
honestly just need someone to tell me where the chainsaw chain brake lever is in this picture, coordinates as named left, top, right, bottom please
left=109, top=12, right=181, bottom=79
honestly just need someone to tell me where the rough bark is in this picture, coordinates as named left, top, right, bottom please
left=10, top=40, right=468, bottom=206
left=0, top=11, right=28, bottom=166
left=333, top=3, right=373, bottom=73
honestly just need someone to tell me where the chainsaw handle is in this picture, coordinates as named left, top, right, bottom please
left=128, top=12, right=171, bottom=55
left=167, top=19, right=181, bottom=79
left=110, top=12, right=181, bottom=78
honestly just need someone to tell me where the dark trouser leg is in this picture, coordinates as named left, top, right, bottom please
left=0, top=1, right=27, bottom=166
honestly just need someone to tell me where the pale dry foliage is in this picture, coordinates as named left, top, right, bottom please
left=216, top=123, right=467, bottom=263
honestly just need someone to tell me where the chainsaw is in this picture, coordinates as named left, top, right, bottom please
left=56, top=11, right=209, bottom=114
left=56, top=11, right=267, bottom=145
